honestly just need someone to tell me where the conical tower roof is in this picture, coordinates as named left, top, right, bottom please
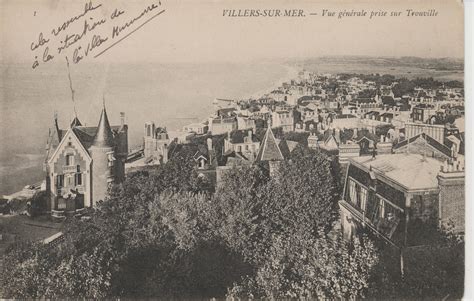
left=92, top=106, right=115, bottom=148
left=256, top=127, right=284, bottom=162
left=45, top=113, right=62, bottom=162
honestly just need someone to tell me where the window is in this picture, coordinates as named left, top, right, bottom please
left=75, top=173, right=82, bottom=186
left=56, top=174, right=64, bottom=188
left=65, top=154, right=74, bottom=166
left=107, top=152, right=116, bottom=167
left=359, top=187, right=368, bottom=211
left=67, top=175, right=74, bottom=186
left=349, top=180, right=357, bottom=205
left=379, top=199, right=385, bottom=218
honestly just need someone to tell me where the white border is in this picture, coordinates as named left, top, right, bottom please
left=464, top=2, right=473, bottom=300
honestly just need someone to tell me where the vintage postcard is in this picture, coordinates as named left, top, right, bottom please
left=0, top=0, right=465, bottom=299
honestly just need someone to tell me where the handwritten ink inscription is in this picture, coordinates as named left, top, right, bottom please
left=29, top=0, right=165, bottom=70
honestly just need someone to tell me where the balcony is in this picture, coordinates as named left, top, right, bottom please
left=63, top=165, right=77, bottom=173
left=339, top=199, right=401, bottom=241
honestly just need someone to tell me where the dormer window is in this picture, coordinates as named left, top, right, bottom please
left=107, top=152, right=116, bottom=167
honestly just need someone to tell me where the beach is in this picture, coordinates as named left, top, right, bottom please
left=0, top=59, right=462, bottom=197
left=0, top=61, right=293, bottom=196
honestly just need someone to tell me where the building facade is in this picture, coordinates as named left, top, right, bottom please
left=339, top=154, right=464, bottom=273
left=44, top=107, right=128, bottom=215
left=144, top=122, right=170, bottom=164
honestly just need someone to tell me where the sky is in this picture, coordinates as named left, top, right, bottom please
left=0, top=0, right=464, bottom=66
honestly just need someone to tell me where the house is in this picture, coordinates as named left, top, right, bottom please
left=144, top=122, right=170, bottom=165
left=392, top=133, right=454, bottom=161
left=412, top=104, right=438, bottom=123
left=271, top=110, right=294, bottom=132
left=224, top=129, right=260, bottom=162
left=339, top=154, right=464, bottom=273
left=297, top=106, right=317, bottom=121
left=404, top=122, right=445, bottom=144
left=307, top=133, right=320, bottom=149
left=183, top=122, right=208, bottom=135
left=44, top=106, right=128, bottom=216
left=208, top=116, right=238, bottom=135
left=331, top=114, right=361, bottom=129
left=237, top=115, right=256, bottom=131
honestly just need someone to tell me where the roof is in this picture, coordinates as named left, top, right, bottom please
left=217, top=107, right=237, bottom=117
left=70, top=117, right=82, bottom=127
left=92, top=107, right=115, bottom=148
left=350, top=154, right=441, bottom=191
left=336, top=114, right=356, bottom=119
left=381, top=96, right=395, bottom=105
left=228, top=130, right=259, bottom=144
left=45, top=117, right=62, bottom=162
left=355, top=98, right=376, bottom=103
left=393, top=133, right=451, bottom=157
left=256, top=127, right=284, bottom=162
left=211, top=116, right=237, bottom=124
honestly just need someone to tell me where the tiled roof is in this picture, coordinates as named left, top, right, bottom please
left=92, top=108, right=115, bottom=148
left=217, top=108, right=237, bottom=117
left=256, top=127, right=284, bottom=162
left=393, top=133, right=451, bottom=157
left=355, top=98, right=376, bottom=103
left=70, top=117, right=82, bottom=127
left=229, top=130, right=259, bottom=144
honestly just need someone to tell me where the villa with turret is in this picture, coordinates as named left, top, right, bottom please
left=44, top=106, right=128, bottom=216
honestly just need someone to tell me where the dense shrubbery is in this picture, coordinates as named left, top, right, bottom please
left=0, top=145, right=464, bottom=299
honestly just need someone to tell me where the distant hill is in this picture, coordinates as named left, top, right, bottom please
left=289, top=56, right=463, bottom=72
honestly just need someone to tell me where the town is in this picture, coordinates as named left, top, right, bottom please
left=0, top=70, right=465, bottom=299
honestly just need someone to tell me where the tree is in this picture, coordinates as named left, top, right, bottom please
left=228, top=232, right=379, bottom=299
left=1, top=241, right=112, bottom=299
left=367, top=223, right=464, bottom=299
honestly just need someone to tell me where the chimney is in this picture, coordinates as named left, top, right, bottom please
left=120, top=112, right=125, bottom=127
left=207, top=137, right=213, bottom=163
left=437, top=158, right=465, bottom=232
left=207, top=137, right=213, bottom=151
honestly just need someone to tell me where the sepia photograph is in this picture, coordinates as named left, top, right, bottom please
left=0, top=0, right=467, bottom=299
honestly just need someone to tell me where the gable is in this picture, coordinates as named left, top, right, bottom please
left=393, top=134, right=450, bottom=159
left=48, top=128, right=92, bottom=168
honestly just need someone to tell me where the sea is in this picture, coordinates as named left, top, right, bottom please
left=0, top=59, right=463, bottom=197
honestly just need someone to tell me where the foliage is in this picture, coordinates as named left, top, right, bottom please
left=367, top=222, right=464, bottom=299
left=27, top=190, right=48, bottom=217
left=282, top=131, right=310, bottom=146
left=228, top=232, right=379, bottom=299
left=1, top=241, right=111, bottom=299
left=3, top=140, right=462, bottom=299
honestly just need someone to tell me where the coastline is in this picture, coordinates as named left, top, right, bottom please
left=243, top=63, right=299, bottom=100
left=1, top=63, right=299, bottom=198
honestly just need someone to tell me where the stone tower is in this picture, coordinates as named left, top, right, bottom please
left=89, top=106, right=115, bottom=206
left=44, top=112, right=62, bottom=211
